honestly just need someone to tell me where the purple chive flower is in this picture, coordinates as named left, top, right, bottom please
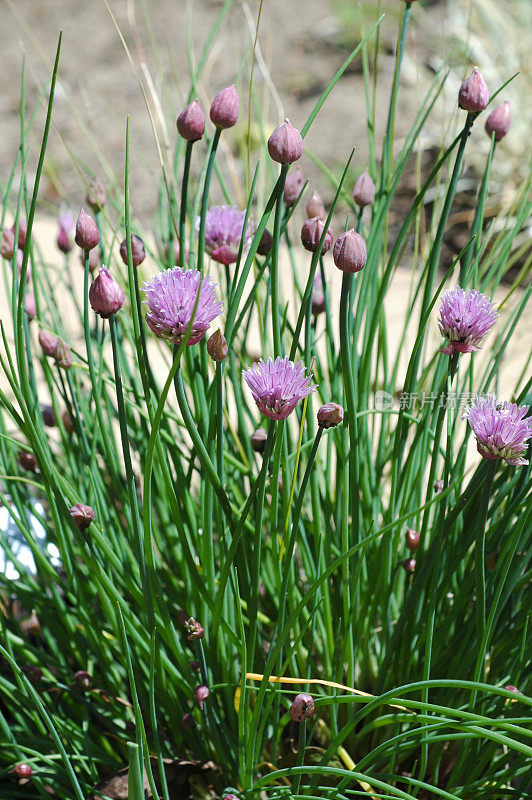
left=438, top=287, right=498, bottom=355
left=199, top=205, right=253, bottom=266
left=143, top=266, right=223, bottom=346
left=463, top=395, right=532, bottom=466
left=243, top=357, right=317, bottom=421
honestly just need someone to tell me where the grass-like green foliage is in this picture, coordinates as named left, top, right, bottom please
left=0, top=2, right=531, bottom=799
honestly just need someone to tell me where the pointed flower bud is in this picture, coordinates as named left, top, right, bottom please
left=13, top=763, right=33, bottom=779
left=434, top=479, right=444, bottom=494
left=333, top=229, right=367, bottom=273
left=70, top=502, right=95, bottom=530
left=41, top=404, right=56, bottom=428
left=207, top=329, right=228, bottom=361
left=80, top=246, right=100, bottom=273
left=503, top=684, right=521, bottom=695
left=401, top=558, right=416, bottom=575
left=458, top=67, right=489, bottom=112
left=312, top=272, right=325, bottom=315
left=250, top=427, right=268, bottom=453
left=405, top=528, right=420, bottom=552
left=210, top=85, right=239, bottom=129
left=256, top=229, right=273, bottom=256
left=62, top=409, right=75, bottom=434
left=194, top=684, right=210, bottom=710
left=38, top=329, right=58, bottom=357
left=57, top=211, right=73, bottom=254
left=1, top=227, right=15, bottom=259
left=53, top=339, right=73, bottom=370
left=12, top=218, right=27, bottom=250
left=352, top=169, right=376, bottom=207
left=89, top=267, right=125, bottom=318
left=306, top=190, right=326, bottom=220
left=119, top=234, right=146, bottom=267
left=289, top=693, right=315, bottom=722
left=18, top=450, right=37, bottom=472
left=22, top=664, right=43, bottom=683
left=85, top=178, right=107, bottom=212
left=301, top=217, right=334, bottom=254
left=190, top=660, right=201, bottom=672
left=268, top=119, right=303, bottom=164
left=284, top=168, right=305, bottom=206
left=317, top=403, right=344, bottom=429
left=485, top=101, right=510, bottom=141
left=25, top=293, right=37, bottom=320
left=75, top=209, right=100, bottom=251
left=177, top=98, right=205, bottom=142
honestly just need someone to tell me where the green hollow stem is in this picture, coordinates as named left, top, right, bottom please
left=271, top=164, right=289, bottom=355
left=473, top=459, right=497, bottom=685
left=108, top=315, right=151, bottom=623
left=460, top=135, right=497, bottom=286
left=179, top=140, right=194, bottom=257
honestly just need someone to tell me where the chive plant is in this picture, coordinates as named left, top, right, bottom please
left=0, top=3, right=531, bottom=800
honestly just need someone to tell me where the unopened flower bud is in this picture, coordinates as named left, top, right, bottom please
left=61, top=409, right=74, bottom=434
left=210, top=85, right=239, bottom=129
left=333, top=229, right=367, bottom=273
left=458, top=67, right=489, bottom=113
left=38, top=329, right=58, bottom=357
left=194, top=685, right=210, bottom=710
left=503, top=684, right=521, bottom=694
left=207, top=329, right=228, bottom=362
left=53, top=339, right=73, bottom=370
left=306, top=190, right=326, bottom=220
left=401, top=558, right=416, bottom=575
left=190, top=660, right=201, bottom=672
left=352, top=169, right=376, bottom=207
left=251, top=428, right=268, bottom=453
left=223, top=795, right=239, bottom=800
left=283, top=168, right=305, bottom=206
left=25, top=293, right=37, bottom=320
left=1, top=228, right=15, bottom=259
left=70, top=502, right=95, bottom=530
left=119, top=234, right=146, bottom=267
left=405, top=528, right=420, bottom=552
left=89, top=267, right=125, bottom=318
left=317, top=403, right=344, bottom=429
left=434, top=479, right=444, bottom=494
left=12, top=218, right=27, bottom=250
left=268, top=119, right=303, bottom=165
left=177, top=99, right=206, bottom=142
left=85, top=178, right=107, bottom=212
left=182, top=712, right=196, bottom=729
left=301, top=217, right=333, bottom=254
left=13, top=763, right=33, bottom=779
left=256, top=229, right=273, bottom=256
left=289, top=693, right=315, bottom=722
left=74, top=670, right=92, bottom=689
left=22, top=664, right=43, bottom=684
left=312, top=273, right=325, bottom=315
left=80, top=247, right=99, bottom=273
left=185, top=618, right=205, bottom=641
left=23, top=611, right=41, bottom=637
left=41, top=404, right=56, bottom=428
left=57, top=212, right=73, bottom=254
left=75, top=209, right=100, bottom=251
left=485, top=101, right=510, bottom=142
left=18, top=450, right=37, bottom=472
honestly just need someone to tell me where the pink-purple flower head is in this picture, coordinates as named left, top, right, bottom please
left=142, top=266, right=223, bottom=346
left=463, top=395, right=532, bottom=466
left=199, top=205, right=253, bottom=266
left=243, top=356, right=317, bottom=421
left=438, top=287, right=498, bottom=355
